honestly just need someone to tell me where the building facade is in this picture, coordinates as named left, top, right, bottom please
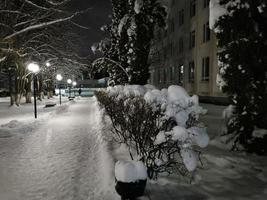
left=149, top=0, right=226, bottom=102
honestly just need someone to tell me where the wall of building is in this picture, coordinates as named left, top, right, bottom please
left=149, top=0, right=226, bottom=100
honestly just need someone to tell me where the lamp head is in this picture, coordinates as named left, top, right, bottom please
left=27, top=63, right=40, bottom=73
left=67, top=79, right=72, bottom=84
left=56, top=74, right=63, bottom=81
left=46, top=62, right=51, bottom=67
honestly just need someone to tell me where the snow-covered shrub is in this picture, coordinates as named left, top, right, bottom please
left=95, top=85, right=209, bottom=179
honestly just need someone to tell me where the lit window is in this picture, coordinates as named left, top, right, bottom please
left=178, top=65, right=184, bottom=84
left=189, top=61, right=195, bottom=83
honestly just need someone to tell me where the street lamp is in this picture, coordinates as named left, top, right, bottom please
left=67, top=79, right=72, bottom=98
left=56, top=74, right=63, bottom=104
left=72, top=81, right=77, bottom=97
left=27, top=63, right=40, bottom=119
left=46, top=62, right=51, bottom=67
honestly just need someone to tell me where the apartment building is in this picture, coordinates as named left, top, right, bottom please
left=149, top=0, right=226, bottom=102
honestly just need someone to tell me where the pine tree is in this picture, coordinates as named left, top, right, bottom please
left=98, top=0, right=166, bottom=85
left=215, top=0, right=267, bottom=154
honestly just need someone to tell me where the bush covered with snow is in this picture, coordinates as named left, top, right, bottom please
left=95, top=85, right=209, bottom=179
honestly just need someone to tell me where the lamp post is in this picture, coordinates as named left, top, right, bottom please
left=67, top=79, right=72, bottom=98
left=56, top=74, right=63, bottom=104
left=27, top=63, right=40, bottom=119
left=72, top=81, right=77, bottom=97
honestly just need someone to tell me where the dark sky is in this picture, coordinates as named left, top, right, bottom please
left=67, top=0, right=112, bottom=57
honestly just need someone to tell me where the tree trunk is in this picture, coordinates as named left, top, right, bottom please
left=47, top=79, right=54, bottom=98
left=8, top=68, right=15, bottom=106
left=25, top=76, right=32, bottom=103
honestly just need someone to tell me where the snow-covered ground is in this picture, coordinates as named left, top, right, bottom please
left=0, top=97, right=267, bottom=200
left=0, top=96, right=70, bottom=125
left=0, top=97, right=118, bottom=200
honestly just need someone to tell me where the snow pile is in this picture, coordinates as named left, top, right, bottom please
left=210, top=0, right=253, bottom=32
left=105, top=85, right=209, bottom=172
left=252, top=128, right=267, bottom=139
left=1, top=120, right=22, bottom=129
left=115, top=160, right=147, bottom=183
left=209, top=0, right=228, bottom=32
left=222, top=105, right=235, bottom=121
left=134, top=0, right=143, bottom=14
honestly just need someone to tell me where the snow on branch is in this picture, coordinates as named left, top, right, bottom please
left=3, top=11, right=80, bottom=41
left=0, top=10, right=30, bottom=16
left=209, top=0, right=227, bottom=32
left=0, top=56, right=7, bottom=63
left=45, top=0, right=72, bottom=6
left=25, top=0, right=50, bottom=11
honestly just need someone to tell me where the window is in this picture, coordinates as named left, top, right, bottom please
left=158, top=69, right=162, bottom=83
left=179, top=37, right=184, bottom=53
left=189, top=61, right=195, bottom=82
left=203, top=21, right=210, bottom=42
left=164, top=30, right=167, bottom=37
left=178, top=65, right=184, bottom=84
left=170, top=19, right=175, bottom=32
left=163, top=68, right=167, bottom=84
left=189, top=30, right=196, bottom=48
left=179, top=9, right=184, bottom=26
left=204, top=0, right=210, bottom=8
left=170, top=66, right=175, bottom=82
left=202, top=57, right=210, bottom=81
left=190, top=0, right=196, bottom=17
left=163, top=47, right=167, bottom=60
left=157, top=30, right=161, bottom=40
left=170, top=43, right=173, bottom=56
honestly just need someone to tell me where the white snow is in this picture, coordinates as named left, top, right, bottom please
left=167, top=85, right=189, bottom=103
left=91, top=44, right=97, bottom=53
left=257, top=3, right=266, bottom=13
left=188, top=126, right=209, bottom=148
left=216, top=73, right=227, bottom=90
left=209, top=0, right=228, bottom=32
left=105, top=84, right=208, bottom=172
left=118, top=15, right=129, bottom=36
left=180, top=149, right=198, bottom=172
left=1, top=96, right=267, bottom=199
left=252, top=128, right=267, bottom=138
left=154, top=131, right=167, bottom=145
left=222, top=104, right=235, bottom=121
left=168, top=126, right=188, bottom=143
left=0, top=97, right=118, bottom=200
left=115, top=160, right=147, bottom=183
left=134, top=0, right=143, bottom=14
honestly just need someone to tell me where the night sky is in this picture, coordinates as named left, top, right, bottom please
left=68, top=0, right=112, bottom=57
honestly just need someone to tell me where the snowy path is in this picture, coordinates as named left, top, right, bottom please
left=0, top=98, right=118, bottom=200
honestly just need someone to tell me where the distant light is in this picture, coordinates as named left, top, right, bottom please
left=72, top=81, right=77, bottom=86
left=56, top=74, right=63, bottom=81
left=46, top=62, right=51, bottom=67
left=67, top=79, right=72, bottom=84
left=27, top=63, right=40, bottom=73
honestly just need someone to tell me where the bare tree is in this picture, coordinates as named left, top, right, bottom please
left=0, top=0, right=90, bottom=105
